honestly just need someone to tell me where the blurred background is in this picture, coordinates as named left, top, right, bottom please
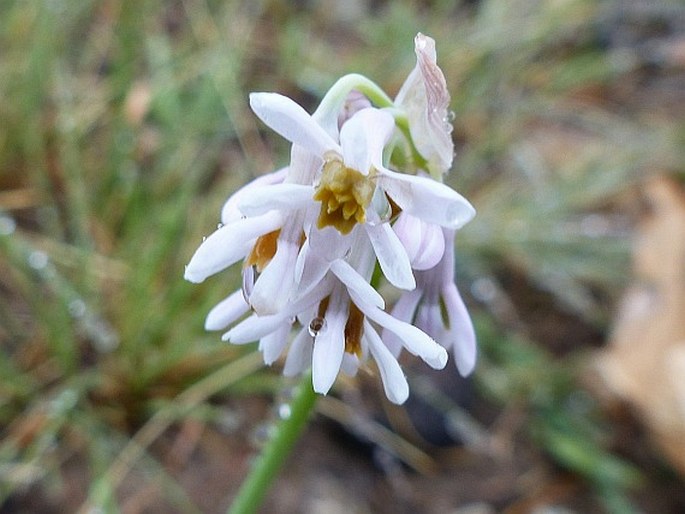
left=1, top=0, right=685, bottom=512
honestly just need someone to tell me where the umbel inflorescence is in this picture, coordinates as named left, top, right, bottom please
left=184, top=34, right=476, bottom=405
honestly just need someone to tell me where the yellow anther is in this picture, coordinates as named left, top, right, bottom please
left=313, top=155, right=374, bottom=235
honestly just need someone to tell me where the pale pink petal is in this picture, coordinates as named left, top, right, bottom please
left=365, top=321, right=409, bottom=405
left=393, top=212, right=445, bottom=271
left=443, top=284, right=477, bottom=376
left=184, top=211, right=282, bottom=283
left=249, top=92, right=340, bottom=157
left=204, top=290, right=250, bottom=331
left=395, top=33, right=454, bottom=175
left=377, top=168, right=475, bottom=229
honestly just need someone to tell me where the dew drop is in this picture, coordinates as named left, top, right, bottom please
left=217, top=222, right=224, bottom=229
left=0, top=215, right=16, bottom=236
left=445, top=110, right=456, bottom=123
left=28, top=250, right=49, bottom=270
left=201, top=235, right=207, bottom=242
left=277, top=403, right=292, bottom=420
left=68, top=298, right=86, bottom=318
left=308, top=316, right=327, bottom=337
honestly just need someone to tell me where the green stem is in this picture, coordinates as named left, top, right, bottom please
left=227, top=372, right=317, bottom=514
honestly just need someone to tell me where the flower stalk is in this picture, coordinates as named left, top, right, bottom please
left=228, top=372, right=317, bottom=514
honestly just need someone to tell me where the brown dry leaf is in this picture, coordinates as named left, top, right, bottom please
left=596, top=175, right=685, bottom=476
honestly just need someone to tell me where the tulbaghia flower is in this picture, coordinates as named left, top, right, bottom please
left=248, top=92, right=474, bottom=289
left=395, top=33, right=454, bottom=176
left=383, top=228, right=476, bottom=376
left=184, top=32, right=477, bottom=405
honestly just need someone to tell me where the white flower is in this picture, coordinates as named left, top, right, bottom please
left=395, top=33, right=454, bottom=176
left=222, top=234, right=449, bottom=404
left=248, top=92, right=475, bottom=290
left=383, top=228, right=477, bottom=376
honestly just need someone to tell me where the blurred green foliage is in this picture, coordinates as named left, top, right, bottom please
left=0, top=0, right=683, bottom=512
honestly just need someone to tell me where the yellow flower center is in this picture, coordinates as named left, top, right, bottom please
left=313, top=154, right=374, bottom=235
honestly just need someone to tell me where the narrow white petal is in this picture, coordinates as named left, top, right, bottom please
left=311, top=293, right=348, bottom=394
left=355, top=295, right=447, bottom=370
left=283, top=328, right=313, bottom=377
left=295, top=239, right=332, bottom=296
left=260, top=322, right=291, bottom=365
left=249, top=240, right=299, bottom=316
left=365, top=321, right=409, bottom=405
left=330, top=259, right=384, bottom=309
left=238, top=183, right=313, bottom=217
left=184, top=211, right=282, bottom=283
left=221, top=168, right=288, bottom=224
left=384, top=288, right=422, bottom=357
left=204, top=290, right=250, bottom=331
left=377, top=168, right=475, bottom=229
left=364, top=221, right=416, bottom=290
left=223, top=312, right=290, bottom=344
left=249, top=92, right=340, bottom=157
left=339, top=108, right=395, bottom=174
left=443, top=284, right=477, bottom=376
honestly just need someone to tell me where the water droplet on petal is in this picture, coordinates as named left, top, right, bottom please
left=445, top=110, right=456, bottom=123
left=308, top=316, right=327, bottom=337
left=217, top=222, right=224, bottom=229
left=201, top=236, right=207, bottom=242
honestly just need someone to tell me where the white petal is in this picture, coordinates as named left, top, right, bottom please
left=443, top=284, right=477, bottom=376
left=223, top=312, right=290, bottom=344
left=238, top=183, right=313, bottom=217
left=364, top=221, right=416, bottom=290
left=249, top=240, right=299, bottom=316
left=184, top=211, right=282, bottom=283
left=204, top=290, right=250, bottom=331
left=339, top=108, right=395, bottom=174
left=377, top=168, right=475, bottom=229
left=353, top=294, right=447, bottom=369
left=260, top=322, right=291, bottom=365
left=295, top=239, right=332, bottom=297
left=221, top=168, right=288, bottom=224
left=283, top=328, right=313, bottom=377
left=365, top=321, right=409, bottom=405
left=249, top=92, right=340, bottom=157
left=384, top=288, right=422, bottom=357
left=311, top=293, right=348, bottom=394
left=330, top=259, right=384, bottom=309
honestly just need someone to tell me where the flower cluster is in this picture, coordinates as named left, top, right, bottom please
left=184, top=34, right=476, bottom=404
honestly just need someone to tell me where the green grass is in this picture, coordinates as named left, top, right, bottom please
left=1, top=0, right=683, bottom=512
